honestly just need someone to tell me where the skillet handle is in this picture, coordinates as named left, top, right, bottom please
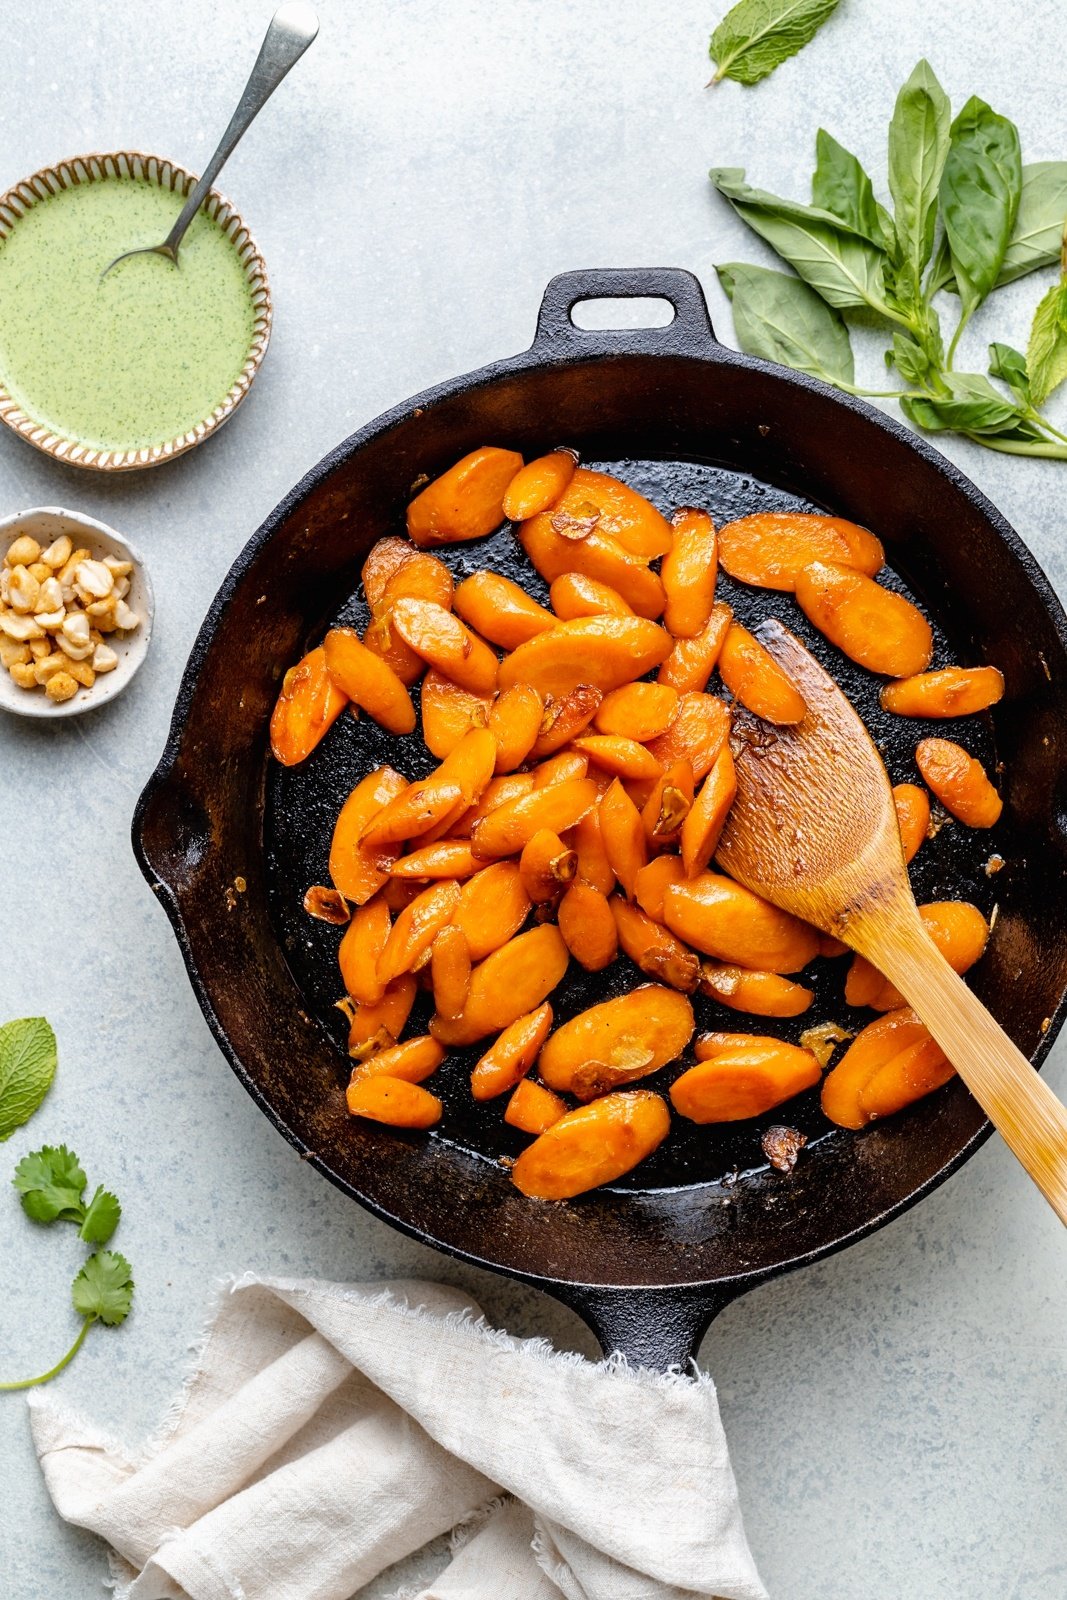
left=532, top=268, right=720, bottom=360
left=554, top=1282, right=744, bottom=1372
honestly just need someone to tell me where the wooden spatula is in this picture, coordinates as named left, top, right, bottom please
left=716, top=618, right=1067, bottom=1224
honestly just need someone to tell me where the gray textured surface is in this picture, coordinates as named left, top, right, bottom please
left=1, top=2, right=1066, bottom=1596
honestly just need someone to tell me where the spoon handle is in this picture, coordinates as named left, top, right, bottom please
left=864, top=910, right=1067, bottom=1225
left=163, top=4, right=318, bottom=254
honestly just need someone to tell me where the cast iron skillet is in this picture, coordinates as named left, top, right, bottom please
left=133, top=268, right=1067, bottom=1370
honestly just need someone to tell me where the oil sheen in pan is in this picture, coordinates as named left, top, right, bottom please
left=264, top=458, right=1001, bottom=1191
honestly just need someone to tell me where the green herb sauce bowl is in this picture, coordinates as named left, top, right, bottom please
left=0, top=151, right=272, bottom=472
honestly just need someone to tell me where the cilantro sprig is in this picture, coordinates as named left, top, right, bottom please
left=1, top=1147, right=133, bottom=1392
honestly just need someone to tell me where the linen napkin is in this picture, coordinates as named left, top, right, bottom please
left=28, top=1275, right=766, bottom=1600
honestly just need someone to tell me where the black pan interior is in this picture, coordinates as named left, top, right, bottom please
left=134, top=331, right=1067, bottom=1293
left=265, top=456, right=1001, bottom=1191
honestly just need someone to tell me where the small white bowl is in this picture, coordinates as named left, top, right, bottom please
left=0, top=506, right=154, bottom=718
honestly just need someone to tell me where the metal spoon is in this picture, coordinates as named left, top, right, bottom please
left=101, top=3, right=318, bottom=278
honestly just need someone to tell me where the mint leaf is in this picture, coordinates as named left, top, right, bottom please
left=72, top=1251, right=134, bottom=1326
left=0, top=1018, right=57, bottom=1141
left=1027, top=280, right=1067, bottom=405
left=717, top=261, right=855, bottom=385
left=13, top=1145, right=86, bottom=1224
left=79, top=1186, right=122, bottom=1245
left=710, top=0, right=841, bottom=87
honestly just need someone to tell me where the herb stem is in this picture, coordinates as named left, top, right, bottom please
left=0, top=1316, right=93, bottom=1391
left=965, top=433, right=1067, bottom=459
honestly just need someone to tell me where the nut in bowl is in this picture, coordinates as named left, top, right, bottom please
left=0, top=507, right=153, bottom=717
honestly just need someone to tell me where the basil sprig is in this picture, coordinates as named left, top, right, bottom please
left=712, top=59, right=1067, bottom=459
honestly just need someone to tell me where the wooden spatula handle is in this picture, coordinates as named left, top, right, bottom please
left=865, top=914, right=1067, bottom=1225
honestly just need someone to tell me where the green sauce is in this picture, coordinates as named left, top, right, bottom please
left=0, top=177, right=256, bottom=451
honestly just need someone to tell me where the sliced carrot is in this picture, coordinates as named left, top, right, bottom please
left=349, top=1035, right=446, bottom=1086
left=916, top=737, right=1002, bottom=827
left=391, top=597, right=499, bottom=695
left=519, top=829, right=578, bottom=903
left=694, top=1031, right=778, bottom=1059
left=330, top=766, right=408, bottom=903
left=718, top=512, right=884, bottom=591
left=641, top=760, right=695, bottom=848
left=377, top=880, right=461, bottom=986
left=359, top=777, right=465, bottom=851
left=346, top=1075, right=442, bottom=1128
left=540, top=467, right=673, bottom=559
left=453, top=861, right=532, bottom=961
left=570, top=808, right=616, bottom=895
left=610, top=897, right=700, bottom=992
left=502, top=449, right=577, bottom=521
left=471, top=778, right=598, bottom=858
left=498, top=616, right=671, bottom=698
left=699, top=963, right=814, bottom=1017
left=657, top=601, right=732, bottom=693
left=598, top=778, right=648, bottom=898
left=347, top=975, right=418, bottom=1059
left=420, top=670, right=492, bottom=759
left=845, top=900, right=988, bottom=1012
left=470, top=1002, right=553, bottom=1100
left=661, top=508, right=718, bottom=638
left=407, top=446, right=524, bottom=547
left=634, top=854, right=686, bottom=921
left=323, top=628, right=416, bottom=735
left=572, top=734, right=664, bottom=782
left=458, top=773, right=535, bottom=837
left=453, top=571, right=555, bottom=649
left=511, top=1091, right=671, bottom=1199
left=531, top=684, right=603, bottom=758
left=795, top=562, right=933, bottom=677
left=718, top=622, right=806, bottom=725
left=594, top=683, right=679, bottom=743
left=549, top=572, right=634, bottom=619
left=664, top=872, right=820, bottom=972
left=821, top=1009, right=948, bottom=1129
left=430, top=925, right=569, bottom=1046
left=645, top=692, right=730, bottom=781
left=362, top=608, right=425, bottom=687
left=388, top=840, right=480, bottom=879
left=339, top=896, right=392, bottom=1006
left=538, top=986, right=694, bottom=1099
left=557, top=880, right=619, bottom=971
left=487, top=685, right=543, bottom=772
left=670, top=1041, right=820, bottom=1123
left=430, top=924, right=472, bottom=1021
left=680, top=745, right=737, bottom=877
left=532, top=750, right=590, bottom=786
left=880, top=665, right=1004, bottom=718
left=893, top=782, right=930, bottom=864
left=270, top=646, right=348, bottom=766
left=519, top=517, right=665, bottom=619
left=362, top=537, right=418, bottom=613
left=859, top=1039, right=955, bottom=1121
left=504, top=1078, right=568, bottom=1135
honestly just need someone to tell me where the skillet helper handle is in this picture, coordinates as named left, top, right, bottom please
left=532, top=268, right=720, bottom=359
left=864, top=911, right=1067, bottom=1226
left=558, top=1283, right=741, bottom=1372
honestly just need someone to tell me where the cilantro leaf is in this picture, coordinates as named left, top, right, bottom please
left=0, top=1018, right=58, bottom=1142
left=72, top=1251, right=134, bottom=1326
left=79, top=1186, right=122, bottom=1245
left=13, top=1145, right=87, bottom=1224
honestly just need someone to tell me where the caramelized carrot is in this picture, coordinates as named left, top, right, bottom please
left=453, top=571, right=555, bottom=649
left=488, top=684, right=544, bottom=772
left=323, top=628, right=416, bottom=735
left=845, top=900, right=988, bottom=1012
left=330, top=766, right=408, bottom=903
left=694, top=1031, right=779, bottom=1059
left=519, top=517, right=665, bottom=619
left=795, top=562, right=933, bottom=677
left=470, top=1002, right=553, bottom=1100
left=362, top=537, right=418, bottom=613
left=538, top=986, right=694, bottom=1098
left=519, top=829, right=578, bottom=903
left=718, top=512, right=884, bottom=591
left=699, top=963, right=814, bottom=1017
left=549, top=572, right=634, bottom=620
left=502, top=449, right=577, bottom=521
left=388, top=840, right=480, bottom=879
left=916, top=737, right=1002, bottom=827
left=634, top=855, right=686, bottom=921
left=407, top=446, right=524, bottom=547
left=453, top=861, right=531, bottom=961
left=557, top=880, right=619, bottom=971
left=497, top=616, right=671, bottom=698
left=595, top=683, right=679, bottom=742
left=377, top=880, right=461, bottom=986
left=511, top=1091, right=671, bottom=1199
left=570, top=808, right=616, bottom=895
left=346, top=1075, right=442, bottom=1128
left=718, top=623, right=806, bottom=725
left=391, top=598, right=499, bottom=695
left=821, top=1009, right=949, bottom=1129
left=359, top=777, right=465, bottom=850
left=893, top=782, right=930, bottom=864
left=541, top=467, right=673, bottom=559
left=657, top=602, right=732, bottom=693
left=880, top=666, right=1004, bottom=719
left=645, top=692, right=730, bottom=781
left=471, top=778, right=598, bottom=858
left=504, top=1077, right=567, bottom=1135
left=641, top=761, right=695, bottom=848
left=610, top=898, right=700, bottom=992
left=661, top=508, right=718, bottom=637
left=663, top=873, right=820, bottom=972
left=531, top=684, right=603, bottom=757
left=349, top=1035, right=445, bottom=1085
left=347, top=975, right=418, bottom=1059
left=339, top=896, right=392, bottom=1006
left=670, top=1040, right=820, bottom=1122
left=418, top=670, right=491, bottom=759
left=430, top=926, right=569, bottom=1046
left=598, top=778, right=648, bottom=898
left=270, top=646, right=348, bottom=766
left=573, top=734, right=664, bottom=782
left=680, top=746, right=737, bottom=877
left=362, top=608, right=425, bottom=688
left=533, top=751, right=590, bottom=787
left=430, top=924, right=472, bottom=1021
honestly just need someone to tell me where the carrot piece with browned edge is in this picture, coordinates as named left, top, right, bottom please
left=407, top=447, right=523, bottom=547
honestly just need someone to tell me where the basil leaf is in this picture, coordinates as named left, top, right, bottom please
left=0, top=1018, right=57, bottom=1142
left=812, top=130, right=891, bottom=247
left=988, top=342, right=1031, bottom=404
left=717, top=261, right=855, bottom=384
left=1027, top=280, right=1067, bottom=405
left=903, top=372, right=1023, bottom=435
left=940, top=97, right=1022, bottom=318
left=888, top=60, right=951, bottom=290
left=890, top=333, right=933, bottom=387
left=709, top=0, right=841, bottom=87
left=926, top=233, right=956, bottom=296
left=711, top=167, right=887, bottom=311
left=998, top=163, right=1067, bottom=286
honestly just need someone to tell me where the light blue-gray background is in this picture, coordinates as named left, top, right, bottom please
left=2, top=2, right=1066, bottom=1595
